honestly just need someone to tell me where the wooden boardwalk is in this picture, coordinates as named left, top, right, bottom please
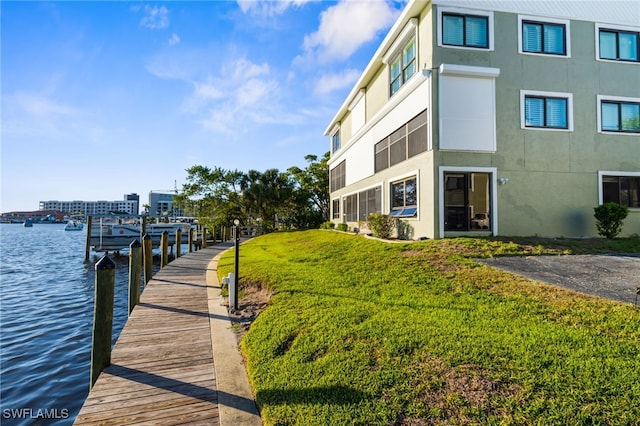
left=74, top=242, right=253, bottom=425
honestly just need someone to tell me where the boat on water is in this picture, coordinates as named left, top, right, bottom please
left=89, top=220, right=192, bottom=251
left=23, top=219, right=33, bottom=227
left=64, top=220, right=84, bottom=231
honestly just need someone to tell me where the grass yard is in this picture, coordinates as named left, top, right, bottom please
left=217, top=231, right=640, bottom=425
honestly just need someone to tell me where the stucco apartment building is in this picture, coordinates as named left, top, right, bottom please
left=326, top=0, right=639, bottom=239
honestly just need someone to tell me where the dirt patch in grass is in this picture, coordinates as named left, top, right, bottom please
left=228, top=281, right=272, bottom=341
left=396, top=358, right=522, bottom=425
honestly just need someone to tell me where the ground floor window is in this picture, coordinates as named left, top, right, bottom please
left=390, top=177, right=417, bottom=217
left=444, top=172, right=491, bottom=231
left=332, top=199, right=340, bottom=219
left=359, top=187, right=382, bottom=221
left=343, top=194, right=358, bottom=222
left=602, top=175, right=640, bottom=208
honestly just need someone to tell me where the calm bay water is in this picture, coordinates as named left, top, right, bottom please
left=1, top=224, right=137, bottom=425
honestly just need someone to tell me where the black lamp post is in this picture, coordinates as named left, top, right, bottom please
left=232, top=219, right=240, bottom=311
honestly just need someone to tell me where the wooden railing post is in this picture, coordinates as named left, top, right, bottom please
left=188, top=227, right=194, bottom=253
left=128, top=239, right=142, bottom=315
left=84, top=216, right=93, bottom=262
left=176, top=229, right=182, bottom=258
left=90, top=254, right=116, bottom=389
left=161, top=231, right=169, bottom=268
left=142, top=234, right=153, bottom=286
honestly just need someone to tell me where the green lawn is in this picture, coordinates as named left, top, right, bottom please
left=217, top=231, right=640, bottom=425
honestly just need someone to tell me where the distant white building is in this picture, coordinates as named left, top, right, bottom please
left=40, top=194, right=140, bottom=216
left=148, top=191, right=183, bottom=218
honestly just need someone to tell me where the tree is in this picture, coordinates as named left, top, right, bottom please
left=176, top=166, right=245, bottom=230
left=241, top=169, right=295, bottom=232
left=287, top=152, right=330, bottom=228
left=178, top=153, right=330, bottom=233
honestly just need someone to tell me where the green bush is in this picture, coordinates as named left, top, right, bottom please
left=594, top=202, right=629, bottom=239
left=337, top=223, right=348, bottom=232
left=320, top=221, right=335, bottom=229
left=367, top=213, right=396, bottom=239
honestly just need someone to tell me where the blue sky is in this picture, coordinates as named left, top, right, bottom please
left=1, top=0, right=404, bottom=212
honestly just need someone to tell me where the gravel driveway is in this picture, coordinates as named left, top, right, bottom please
left=477, top=254, right=640, bottom=305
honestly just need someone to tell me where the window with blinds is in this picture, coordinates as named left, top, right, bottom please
left=522, top=20, right=566, bottom=55
left=521, top=90, right=573, bottom=131
left=442, top=12, right=488, bottom=48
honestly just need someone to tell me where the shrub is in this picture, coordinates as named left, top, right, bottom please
left=367, top=213, right=396, bottom=239
left=594, top=202, right=629, bottom=239
left=320, top=221, right=335, bottom=230
left=337, top=223, right=348, bottom=232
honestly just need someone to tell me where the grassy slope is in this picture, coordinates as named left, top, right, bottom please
left=217, top=231, right=640, bottom=425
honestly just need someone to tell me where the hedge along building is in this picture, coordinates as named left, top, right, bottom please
left=325, top=0, right=640, bottom=239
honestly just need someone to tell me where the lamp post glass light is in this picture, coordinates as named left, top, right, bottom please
left=232, top=219, right=240, bottom=311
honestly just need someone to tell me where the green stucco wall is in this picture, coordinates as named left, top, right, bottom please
left=431, top=10, right=640, bottom=237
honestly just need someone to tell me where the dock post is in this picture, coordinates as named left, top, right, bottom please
left=176, top=229, right=182, bottom=258
left=188, top=227, right=194, bottom=253
left=90, top=254, right=116, bottom=389
left=128, top=239, right=142, bottom=315
left=141, top=216, right=147, bottom=235
left=142, top=234, right=153, bottom=286
left=84, top=216, right=93, bottom=262
left=202, top=227, right=207, bottom=248
left=161, top=231, right=169, bottom=268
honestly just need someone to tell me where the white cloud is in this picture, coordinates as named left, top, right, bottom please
left=236, top=0, right=312, bottom=17
left=302, top=0, right=399, bottom=63
left=314, top=68, right=361, bottom=95
left=168, top=33, right=180, bottom=46
left=140, top=5, right=169, bottom=29
left=1, top=92, right=102, bottom=143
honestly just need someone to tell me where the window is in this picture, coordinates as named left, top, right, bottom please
left=389, top=126, right=407, bottom=167
left=442, top=12, right=489, bottom=48
left=521, top=90, right=573, bottom=131
left=390, top=177, right=417, bottom=217
left=599, top=97, right=640, bottom=133
left=407, top=110, right=428, bottom=157
left=375, top=139, right=389, bottom=172
left=375, top=110, right=428, bottom=173
left=389, top=37, right=417, bottom=96
left=331, top=130, right=341, bottom=153
left=443, top=172, right=492, bottom=231
left=521, top=19, right=567, bottom=55
left=332, top=199, right=340, bottom=219
left=343, top=194, right=358, bottom=222
left=358, top=187, right=382, bottom=221
left=602, top=175, right=640, bottom=208
left=598, top=25, right=639, bottom=62
left=330, top=161, right=345, bottom=192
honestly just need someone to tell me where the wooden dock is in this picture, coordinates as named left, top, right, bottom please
left=74, top=242, right=261, bottom=425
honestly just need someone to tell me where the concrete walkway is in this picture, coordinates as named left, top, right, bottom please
left=74, top=242, right=261, bottom=425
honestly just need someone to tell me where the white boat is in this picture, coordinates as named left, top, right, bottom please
left=89, top=220, right=192, bottom=251
left=64, top=220, right=84, bottom=231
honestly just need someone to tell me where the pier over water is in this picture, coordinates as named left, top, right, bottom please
left=74, top=243, right=261, bottom=425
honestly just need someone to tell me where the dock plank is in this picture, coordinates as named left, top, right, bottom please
left=74, top=244, right=234, bottom=425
